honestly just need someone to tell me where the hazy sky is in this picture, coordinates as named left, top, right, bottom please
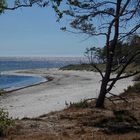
left=0, top=4, right=103, bottom=57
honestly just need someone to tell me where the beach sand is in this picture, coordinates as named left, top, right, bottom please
left=0, top=69, right=134, bottom=119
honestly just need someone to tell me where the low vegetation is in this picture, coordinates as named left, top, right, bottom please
left=94, top=109, right=140, bottom=134
left=0, top=89, right=5, bottom=96
left=123, top=75, right=140, bottom=93
left=0, top=109, right=14, bottom=136
left=133, top=74, right=140, bottom=81
left=60, top=63, right=106, bottom=71
left=2, top=89, right=140, bottom=140
left=124, top=82, right=140, bottom=93
left=60, top=63, right=140, bottom=75
left=0, top=79, right=139, bottom=140
left=66, top=100, right=89, bottom=109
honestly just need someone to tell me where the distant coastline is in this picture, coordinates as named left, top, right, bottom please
left=0, top=57, right=85, bottom=92
left=0, top=56, right=85, bottom=61
left=0, top=56, right=86, bottom=72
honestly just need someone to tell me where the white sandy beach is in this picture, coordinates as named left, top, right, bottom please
left=0, top=69, right=134, bottom=119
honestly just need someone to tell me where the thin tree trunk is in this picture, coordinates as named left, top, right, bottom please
left=95, top=79, right=108, bottom=107
left=95, top=0, right=121, bottom=108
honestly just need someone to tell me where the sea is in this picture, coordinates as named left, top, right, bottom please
left=0, top=57, right=83, bottom=91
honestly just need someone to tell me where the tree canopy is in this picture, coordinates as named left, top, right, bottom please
left=85, top=35, right=140, bottom=65
left=0, top=0, right=62, bottom=13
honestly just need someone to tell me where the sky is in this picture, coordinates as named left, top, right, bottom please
left=0, top=2, right=104, bottom=57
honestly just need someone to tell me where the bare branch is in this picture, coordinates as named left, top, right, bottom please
left=119, top=24, right=140, bottom=40
left=107, top=51, right=140, bottom=92
left=108, top=92, right=128, bottom=103
left=91, top=63, right=104, bottom=79
left=111, top=64, right=122, bottom=72
left=121, top=0, right=140, bottom=21
left=90, top=10, right=115, bottom=17
left=109, top=71, right=140, bottom=81
left=3, top=4, right=32, bottom=10
left=0, top=0, right=49, bottom=11
left=62, top=28, right=107, bottom=37
left=105, top=97, right=116, bottom=105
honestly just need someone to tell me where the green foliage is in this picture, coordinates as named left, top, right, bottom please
left=124, top=82, right=140, bottom=93
left=133, top=75, right=140, bottom=81
left=84, top=35, right=140, bottom=66
left=66, top=100, right=89, bottom=108
left=0, top=0, right=7, bottom=13
left=84, top=47, right=105, bottom=63
left=60, top=63, right=106, bottom=71
left=60, top=64, right=94, bottom=71
left=0, top=109, right=14, bottom=136
left=0, top=89, right=5, bottom=96
left=113, top=110, right=138, bottom=124
left=126, top=35, right=140, bottom=64
left=0, top=0, right=62, bottom=15
left=95, top=110, right=139, bottom=134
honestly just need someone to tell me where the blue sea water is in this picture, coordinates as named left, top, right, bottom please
left=0, top=57, right=81, bottom=91
left=0, top=75, right=46, bottom=91
left=0, top=57, right=81, bottom=72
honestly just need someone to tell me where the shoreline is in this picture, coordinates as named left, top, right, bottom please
left=1, top=70, right=52, bottom=92
left=0, top=68, right=134, bottom=119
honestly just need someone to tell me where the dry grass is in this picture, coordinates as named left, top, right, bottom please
left=1, top=92, right=140, bottom=140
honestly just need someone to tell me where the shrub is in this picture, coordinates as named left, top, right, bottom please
left=0, top=108, right=14, bottom=136
left=66, top=100, right=89, bottom=108
left=70, top=100, right=88, bottom=108
left=133, top=75, right=140, bottom=81
left=60, top=63, right=105, bottom=71
left=124, top=82, right=140, bottom=93
left=0, top=89, right=5, bottom=96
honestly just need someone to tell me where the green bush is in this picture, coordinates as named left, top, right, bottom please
left=125, top=82, right=140, bottom=93
left=60, top=64, right=94, bottom=71
left=113, top=110, right=138, bottom=124
left=133, top=75, right=140, bottom=81
left=67, top=100, right=89, bottom=108
left=0, top=89, right=5, bottom=96
left=60, top=63, right=106, bottom=71
left=0, top=109, right=14, bottom=136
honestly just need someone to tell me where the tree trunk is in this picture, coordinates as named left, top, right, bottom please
left=95, top=0, right=121, bottom=108
left=95, top=79, right=108, bottom=108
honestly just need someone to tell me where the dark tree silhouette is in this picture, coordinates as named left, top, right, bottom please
left=0, top=0, right=62, bottom=13
left=63, top=0, right=140, bottom=107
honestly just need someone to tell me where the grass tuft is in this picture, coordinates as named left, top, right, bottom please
left=66, top=100, right=89, bottom=108
left=124, top=82, right=140, bottom=93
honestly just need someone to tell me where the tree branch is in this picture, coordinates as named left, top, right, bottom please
left=111, top=64, right=122, bottom=72
left=109, top=71, right=140, bottom=81
left=1, top=0, right=48, bottom=11
left=3, top=4, right=32, bottom=10
left=108, top=92, right=128, bottom=103
left=107, top=51, right=140, bottom=92
left=105, top=97, right=116, bottom=105
left=119, top=24, right=140, bottom=40
left=91, top=63, right=104, bottom=79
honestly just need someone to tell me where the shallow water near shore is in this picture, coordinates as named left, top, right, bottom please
left=0, top=74, right=47, bottom=91
left=0, top=57, right=81, bottom=91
